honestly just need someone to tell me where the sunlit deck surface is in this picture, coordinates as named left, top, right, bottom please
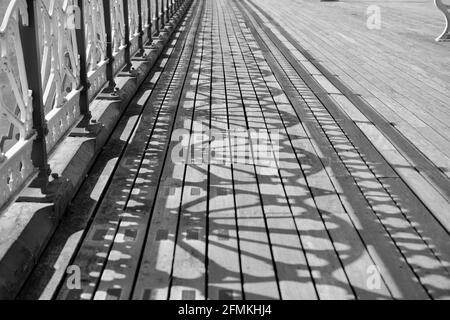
left=20, top=0, right=450, bottom=300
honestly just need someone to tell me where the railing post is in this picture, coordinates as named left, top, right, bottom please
left=103, top=0, right=116, bottom=90
left=148, top=0, right=152, bottom=42
left=154, top=0, right=160, bottom=36
left=160, top=0, right=165, bottom=29
left=123, top=0, right=132, bottom=67
left=21, top=0, right=50, bottom=184
left=137, top=0, right=144, bottom=51
left=75, top=0, right=90, bottom=116
left=166, top=0, right=170, bottom=21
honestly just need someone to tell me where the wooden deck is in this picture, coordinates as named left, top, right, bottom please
left=19, top=0, right=450, bottom=300
left=251, top=0, right=450, bottom=180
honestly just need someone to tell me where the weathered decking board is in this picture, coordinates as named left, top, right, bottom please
left=169, top=1, right=212, bottom=300
left=222, top=4, right=280, bottom=299
left=226, top=3, right=314, bottom=300
left=206, top=0, right=243, bottom=301
left=248, top=0, right=450, bottom=176
left=132, top=0, right=207, bottom=300
left=54, top=2, right=203, bottom=300
left=19, top=0, right=450, bottom=300
left=18, top=37, right=180, bottom=300
left=229, top=2, right=387, bottom=300
left=237, top=0, right=450, bottom=299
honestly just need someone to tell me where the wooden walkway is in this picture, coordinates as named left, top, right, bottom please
left=19, top=0, right=450, bottom=300
left=250, top=0, right=450, bottom=186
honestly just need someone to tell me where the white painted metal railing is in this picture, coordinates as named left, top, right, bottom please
left=36, top=0, right=82, bottom=151
left=84, top=0, right=108, bottom=100
left=111, top=0, right=126, bottom=74
left=0, top=0, right=35, bottom=209
left=141, top=0, right=150, bottom=44
left=0, top=0, right=186, bottom=210
left=128, top=0, right=140, bottom=56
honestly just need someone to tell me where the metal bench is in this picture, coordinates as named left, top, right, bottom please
left=435, top=0, right=450, bottom=41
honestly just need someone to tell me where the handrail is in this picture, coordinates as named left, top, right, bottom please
left=0, top=0, right=188, bottom=210
left=36, top=0, right=82, bottom=151
left=128, top=0, right=140, bottom=56
left=84, top=0, right=108, bottom=100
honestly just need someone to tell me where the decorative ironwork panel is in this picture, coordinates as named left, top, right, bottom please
left=84, top=0, right=108, bottom=100
left=0, top=0, right=36, bottom=209
left=128, top=0, right=140, bottom=56
left=111, top=0, right=126, bottom=74
left=36, top=0, right=82, bottom=152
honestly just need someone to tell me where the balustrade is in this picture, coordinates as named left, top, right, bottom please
left=110, top=0, right=126, bottom=74
left=0, top=0, right=188, bottom=210
left=140, top=0, right=150, bottom=45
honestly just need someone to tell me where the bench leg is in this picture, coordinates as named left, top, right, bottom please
left=435, top=0, right=450, bottom=41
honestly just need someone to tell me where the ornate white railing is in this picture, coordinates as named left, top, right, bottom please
left=84, top=0, right=108, bottom=100
left=0, top=0, right=36, bottom=210
left=36, top=0, right=82, bottom=151
left=111, top=0, right=126, bottom=74
left=0, top=0, right=186, bottom=210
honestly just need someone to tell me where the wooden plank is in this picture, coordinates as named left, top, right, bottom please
left=227, top=8, right=319, bottom=300
left=169, top=2, right=212, bottom=299
left=241, top=0, right=450, bottom=241
left=207, top=0, right=243, bottom=300
left=304, top=106, right=450, bottom=298
left=19, top=63, right=170, bottom=300
left=24, top=0, right=450, bottom=301
left=56, top=3, right=199, bottom=300
left=246, top=0, right=450, bottom=185
left=234, top=2, right=384, bottom=300
left=245, top=56, right=382, bottom=300
left=237, top=1, right=440, bottom=299
left=381, top=177, right=450, bottom=275
left=57, top=65, right=173, bottom=300
left=358, top=122, right=450, bottom=232
left=221, top=3, right=279, bottom=299
left=94, top=45, right=197, bottom=300
left=255, top=0, right=450, bottom=107
left=131, top=1, right=206, bottom=300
